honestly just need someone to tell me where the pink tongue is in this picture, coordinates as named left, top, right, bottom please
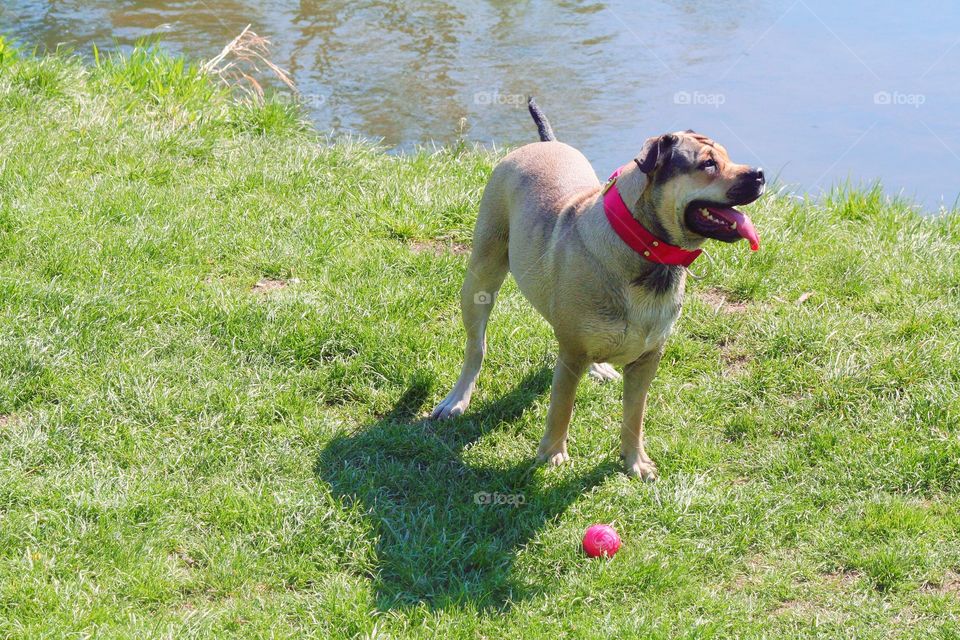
left=707, top=207, right=760, bottom=251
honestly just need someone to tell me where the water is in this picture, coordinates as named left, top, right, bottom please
left=3, top=1, right=959, bottom=210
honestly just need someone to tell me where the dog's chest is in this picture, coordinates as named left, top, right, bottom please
left=623, top=294, right=681, bottom=356
left=584, top=284, right=683, bottom=365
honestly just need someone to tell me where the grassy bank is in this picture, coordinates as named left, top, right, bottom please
left=1, top=41, right=960, bottom=638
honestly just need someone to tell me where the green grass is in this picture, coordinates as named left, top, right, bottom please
left=1, top=41, right=960, bottom=638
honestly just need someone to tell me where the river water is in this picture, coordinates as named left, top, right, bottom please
left=3, top=1, right=959, bottom=210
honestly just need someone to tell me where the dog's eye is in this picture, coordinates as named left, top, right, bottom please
left=700, top=159, right=718, bottom=172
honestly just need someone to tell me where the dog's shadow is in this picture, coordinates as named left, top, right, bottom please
left=316, top=366, right=619, bottom=611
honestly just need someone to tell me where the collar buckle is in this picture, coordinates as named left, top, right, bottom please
left=601, top=175, right=617, bottom=195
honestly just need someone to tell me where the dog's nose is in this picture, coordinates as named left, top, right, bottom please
left=728, top=168, right=766, bottom=203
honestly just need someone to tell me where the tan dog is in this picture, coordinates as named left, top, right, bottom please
left=431, top=99, right=765, bottom=480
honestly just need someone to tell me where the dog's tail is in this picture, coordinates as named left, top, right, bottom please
left=527, top=97, right=556, bottom=142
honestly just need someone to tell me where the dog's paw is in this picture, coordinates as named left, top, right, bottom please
left=429, top=393, right=470, bottom=420
left=536, top=438, right=571, bottom=466
left=588, top=362, right=621, bottom=383
left=623, top=453, right=658, bottom=482
left=536, top=449, right=571, bottom=466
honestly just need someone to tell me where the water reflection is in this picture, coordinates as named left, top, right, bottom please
left=2, top=0, right=959, bottom=209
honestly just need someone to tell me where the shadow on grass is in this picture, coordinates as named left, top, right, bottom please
left=316, top=365, right=619, bottom=611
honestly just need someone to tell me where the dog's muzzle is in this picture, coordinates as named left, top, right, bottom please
left=726, top=167, right=766, bottom=204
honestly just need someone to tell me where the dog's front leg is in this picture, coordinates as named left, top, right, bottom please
left=621, top=349, right=664, bottom=481
left=536, top=349, right=589, bottom=466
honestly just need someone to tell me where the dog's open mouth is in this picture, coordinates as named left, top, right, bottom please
left=684, top=202, right=760, bottom=251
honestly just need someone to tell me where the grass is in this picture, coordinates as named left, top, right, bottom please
left=1, top=39, right=960, bottom=638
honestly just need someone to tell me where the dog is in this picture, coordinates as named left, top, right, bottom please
left=430, top=98, right=765, bottom=480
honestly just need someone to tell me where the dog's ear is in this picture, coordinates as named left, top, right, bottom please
left=635, top=133, right=679, bottom=174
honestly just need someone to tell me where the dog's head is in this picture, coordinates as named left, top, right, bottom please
left=632, top=130, right=765, bottom=250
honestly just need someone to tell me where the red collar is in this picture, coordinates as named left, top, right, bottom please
left=602, top=167, right=702, bottom=267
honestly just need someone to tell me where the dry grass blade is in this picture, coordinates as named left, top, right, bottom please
left=202, top=24, right=297, bottom=102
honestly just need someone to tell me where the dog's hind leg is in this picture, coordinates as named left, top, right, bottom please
left=430, top=219, right=509, bottom=420
left=588, top=362, right=621, bottom=382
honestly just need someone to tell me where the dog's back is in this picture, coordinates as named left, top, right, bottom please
left=471, top=108, right=602, bottom=323
left=480, top=99, right=601, bottom=226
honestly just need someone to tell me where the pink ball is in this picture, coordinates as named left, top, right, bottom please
left=582, top=524, right=621, bottom=558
